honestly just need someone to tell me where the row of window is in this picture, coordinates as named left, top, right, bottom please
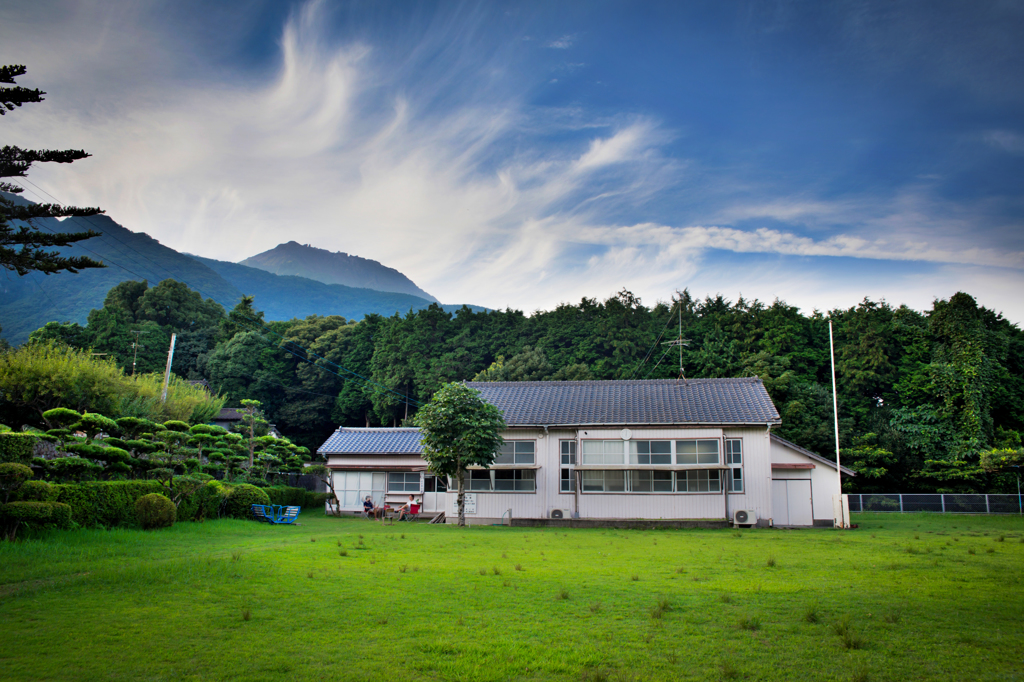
left=580, top=438, right=742, bottom=466
left=493, top=438, right=744, bottom=467
left=580, top=469, right=745, bottom=493
left=336, top=467, right=742, bottom=499
left=335, top=438, right=745, bottom=500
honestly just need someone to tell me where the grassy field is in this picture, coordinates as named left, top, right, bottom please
left=1, top=513, right=1022, bottom=681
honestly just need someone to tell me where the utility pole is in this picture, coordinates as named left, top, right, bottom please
left=829, top=319, right=848, bottom=529
left=130, top=330, right=147, bottom=376
left=161, top=333, right=177, bottom=403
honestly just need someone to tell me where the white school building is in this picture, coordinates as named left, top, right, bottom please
left=317, top=378, right=854, bottom=527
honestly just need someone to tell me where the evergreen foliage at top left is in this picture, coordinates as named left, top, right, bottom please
left=0, top=65, right=106, bottom=276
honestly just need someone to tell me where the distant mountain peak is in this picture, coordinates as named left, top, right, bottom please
left=239, top=242, right=437, bottom=302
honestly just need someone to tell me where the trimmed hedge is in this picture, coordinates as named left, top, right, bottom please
left=2, top=481, right=319, bottom=529
left=0, top=433, right=38, bottom=464
left=15, top=480, right=57, bottom=502
left=136, top=493, right=176, bottom=529
left=1, top=501, right=73, bottom=539
left=264, top=485, right=331, bottom=509
left=53, top=480, right=166, bottom=527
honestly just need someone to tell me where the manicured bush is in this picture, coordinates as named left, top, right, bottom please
left=48, top=456, right=103, bottom=482
left=15, top=480, right=56, bottom=502
left=135, top=493, right=176, bottom=529
left=53, top=480, right=166, bottom=527
left=223, top=483, right=271, bottom=519
left=1, top=501, right=73, bottom=539
left=178, top=479, right=228, bottom=522
left=0, top=432, right=38, bottom=464
left=0, top=462, right=34, bottom=503
left=264, top=485, right=331, bottom=509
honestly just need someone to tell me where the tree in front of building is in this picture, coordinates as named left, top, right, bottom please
left=413, top=382, right=505, bottom=527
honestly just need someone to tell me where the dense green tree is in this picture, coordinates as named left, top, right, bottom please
left=0, top=65, right=105, bottom=276
left=413, top=382, right=506, bottom=526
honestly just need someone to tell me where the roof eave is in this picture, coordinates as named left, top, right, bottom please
left=503, top=420, right=782, bottom=429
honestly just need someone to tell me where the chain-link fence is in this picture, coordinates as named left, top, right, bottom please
left=849, top=493, right=1024, bottom=514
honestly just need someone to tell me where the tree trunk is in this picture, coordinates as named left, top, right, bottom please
left=457, top=469, right=466, bottom=527
left=247, top=417, right=255, bottom=469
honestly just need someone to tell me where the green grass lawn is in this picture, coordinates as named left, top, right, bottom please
left=1, top=513, right=1022, bottom=681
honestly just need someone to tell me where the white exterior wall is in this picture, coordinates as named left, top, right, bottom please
left=770, top=439, right=843, bottom=523
left=445, top=425, right=776, bottom=523
left=724, top=426, right=773, bottom=526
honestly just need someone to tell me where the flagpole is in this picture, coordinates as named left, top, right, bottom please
left=829, top=319, right=846, bottom=528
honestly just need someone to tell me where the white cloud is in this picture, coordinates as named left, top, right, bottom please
left=983, top=129, right=1024, bottom=154
left=546, top=34, right=575, bottom=49
left=3, top=1, right=1022, bottom=325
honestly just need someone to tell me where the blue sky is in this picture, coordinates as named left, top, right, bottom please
left=3, top=0, right=1023, bottom=321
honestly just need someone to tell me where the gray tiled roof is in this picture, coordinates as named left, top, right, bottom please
left=318, top=427, right=424, bottom=455
left=466, top=378, right=781, bottom=427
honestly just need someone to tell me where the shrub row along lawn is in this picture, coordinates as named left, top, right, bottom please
left=1, top=512, right=1022, bottom=681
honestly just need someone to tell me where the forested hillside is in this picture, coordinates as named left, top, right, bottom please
left=0, top=194, right=480, bottom=344
left=11, top=282, right=1024, bottom=494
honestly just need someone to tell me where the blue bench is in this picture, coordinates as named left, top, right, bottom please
left=250, top=504, right=301, bottom=524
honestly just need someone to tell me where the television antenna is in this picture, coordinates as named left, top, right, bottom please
left=661, top=297, right=690, bottom=379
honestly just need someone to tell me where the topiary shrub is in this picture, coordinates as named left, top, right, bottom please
left=15, top=480, right=56, bottom=502
left=0, top=462, right=33, bottom=503
left=223, top=483, right=271, bottom=519
left=1, top=500, right=73, bottom=540
left=52, top=480, right=166, bottom=527
left=135, top=493, right=176, bottom=530
left=180, top=479, right=227, bottom=521
left=0, top=433, right=38, bottom=464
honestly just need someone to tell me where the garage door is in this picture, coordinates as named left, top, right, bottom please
left=772, top=479, right=813, bottom=526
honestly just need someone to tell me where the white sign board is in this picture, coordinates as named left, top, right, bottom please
left=452, top=493, right=477, bottom=514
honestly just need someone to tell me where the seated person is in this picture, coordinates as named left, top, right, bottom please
left=363, top=496, right=379, bottom=518
left=398, top=495, right=417, bottom=521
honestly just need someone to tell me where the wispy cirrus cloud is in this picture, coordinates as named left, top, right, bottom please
left=2, top=0, right=1022, bottom=323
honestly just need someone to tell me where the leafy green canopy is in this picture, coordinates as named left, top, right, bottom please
left=413, top=382, right=505, bottom=526
left=0, top=340, right=224, bottom=425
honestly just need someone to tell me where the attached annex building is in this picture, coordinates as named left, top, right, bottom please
left=316, top=379, right=853, bottom=526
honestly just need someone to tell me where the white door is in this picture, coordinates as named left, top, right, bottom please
left=421, top=475, right=447, bottom=513
left=772, top=479, right=814, bottom=526
left=787, top=479, right=813, bottom=526
left=772, top=480, right=789, bottom=526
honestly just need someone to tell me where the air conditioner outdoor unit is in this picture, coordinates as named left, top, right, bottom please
left=733, top=509, right=757, bottom=526
left=549, top=508, right=573, bottom=520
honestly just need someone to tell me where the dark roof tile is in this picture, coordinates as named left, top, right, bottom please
left=466, top=378, right=780, bottom=426
left=318, top=427, right=423, bottom=455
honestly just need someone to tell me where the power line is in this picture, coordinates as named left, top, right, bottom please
left=629, top=298, right=678, bottom=379
left=11, top=179, right=423, bottom=408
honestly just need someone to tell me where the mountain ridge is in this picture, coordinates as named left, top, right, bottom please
left=240, top=241, right=438, bottom=302
left=0, top=195, right=485, bottom=345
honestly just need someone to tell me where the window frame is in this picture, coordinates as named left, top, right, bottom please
left=560, top=440, right=576, bottom=493
left=675, top=439, right=721, bottom=465
left=494, top=440, right=536, bottom=465
left=463, top=468, right=537, bottom=493
left=629, top=440, right=672, bottom=465
left=387, top=471, right=422, bottom=493
left=577, top=469, right=725, bottom=494
left=726, top=438, right=743, bottom=493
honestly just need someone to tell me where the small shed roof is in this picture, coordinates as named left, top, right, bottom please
left=466, top=378, right=781, bottom=427
left=318, top=427, right=423, bottom=455
left=770, top=434, right=856, bottom=476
